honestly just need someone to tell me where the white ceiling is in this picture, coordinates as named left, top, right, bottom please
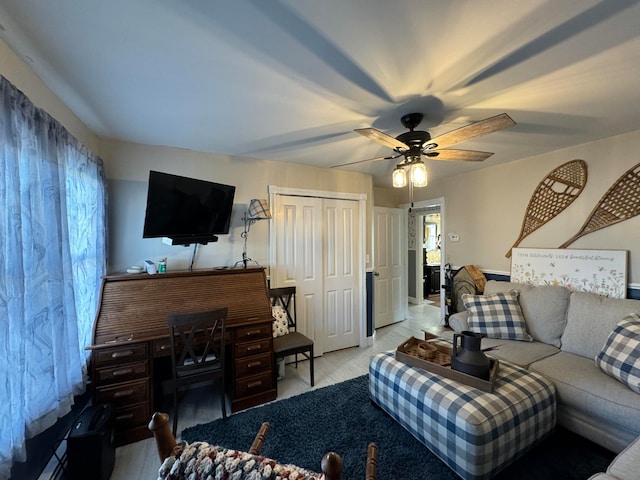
left=2, top=0, right=640, bottom=187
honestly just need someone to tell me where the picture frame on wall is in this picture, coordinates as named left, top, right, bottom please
left=510, top=248, right=628, bottom=299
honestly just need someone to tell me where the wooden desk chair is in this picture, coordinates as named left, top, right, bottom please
left=167, top=307, right=227, bottom=437
left=270, top=287, right=314, bottom=386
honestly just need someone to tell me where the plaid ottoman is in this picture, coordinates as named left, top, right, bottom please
left=369, top=351, right=556, bottom=480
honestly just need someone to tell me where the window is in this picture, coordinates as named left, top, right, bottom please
left=0, top=75, right=107, bottom=476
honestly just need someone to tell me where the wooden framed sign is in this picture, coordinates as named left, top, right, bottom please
left=510, top=248, right=628, bottom=298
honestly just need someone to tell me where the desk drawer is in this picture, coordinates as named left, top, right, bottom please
left=95, top=360, right=149, bottom=384
left=152, top=339, right=173, bottom=357
left=95, top=378, right=149, bottom=407
left=235, top=352, right=272, bottom=377
left=234, top=338, right=271, bottom=357
left=112, top=402, right=150, bottom=430
left=235, top=324, right=271, bottom=342
left=235, top=372, right=273, bottom=397
left=94, top=343, right=148, bottom=365
left=153, top=334, right=219, bottom=358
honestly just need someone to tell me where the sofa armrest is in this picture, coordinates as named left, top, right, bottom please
left=588, top=436, right=640, bottom=480
left=607, top=436, right=640, bottom=480
left=449, top=311, right=469, bottom=332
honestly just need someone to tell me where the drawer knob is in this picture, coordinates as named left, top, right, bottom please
left=247, top=361, right=262, bottom=368
left=244, top=330, right=261, bottom=337
left=115, top=413, right=134, bottom=422
left=246, top=345, right=262, bottom=352
left=247, top=380, right=263, bottom=389
left=112, top=368, right=134, bottom=377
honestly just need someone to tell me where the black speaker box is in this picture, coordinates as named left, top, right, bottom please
left=66, top=404, right=115, bottom=480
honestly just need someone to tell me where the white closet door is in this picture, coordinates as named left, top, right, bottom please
left=323, top=198, right=359, bottom=352
left=374, top=207, right=406, bottom=328
left=272, top=194, right=360, bottom=355
left=273, top=196, right=323, bottom=351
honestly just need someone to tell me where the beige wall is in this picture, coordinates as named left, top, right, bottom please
left=0, top=38, right=100, bottom=153
left=101, top=140, right=374, bottom=273
left=373, top=186, right=401, bottom=207
left=410, top=132, right=640, bottom=285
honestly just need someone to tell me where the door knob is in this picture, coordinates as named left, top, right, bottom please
left=373, top=271, right=380, bottom=277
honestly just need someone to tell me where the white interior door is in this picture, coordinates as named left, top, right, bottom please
left=273, top=196, right=323, bottom=351
left=323, top=198, right=359, bottom=352
left=374, top=207, right=406, bottom=328
left=271, top=193, right=360, bottom=354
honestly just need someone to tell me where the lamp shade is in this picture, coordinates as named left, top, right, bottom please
left=392, top=167, right=407, bottom=188
left=411, top=162, right=428, bottom=187
left=247, top=199, right=272, bottom=220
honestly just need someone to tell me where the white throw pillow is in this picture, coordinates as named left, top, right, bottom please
left=595, top=313, right=640, bottom=394
left=272, top=305, right=289, bottom=338
left=463, top=290, right=532, bottom=341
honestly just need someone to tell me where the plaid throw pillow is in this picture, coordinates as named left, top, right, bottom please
left=595, top=313, right=640, bottom=394
left=463, top=290, right=532, bottom=341
left=272, top=305, right=289, bottom=338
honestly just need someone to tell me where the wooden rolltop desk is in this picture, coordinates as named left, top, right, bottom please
left=87, top=267, right=276, bottom=446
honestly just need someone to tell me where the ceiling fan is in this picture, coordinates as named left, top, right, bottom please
left=333, top=112, right=516, bottom=171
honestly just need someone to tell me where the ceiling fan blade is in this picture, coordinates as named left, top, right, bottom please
left=430, top=113, right=516, bottom=149
left=426, top=149, right=493, bottom=162
left=331, top=154, right=401, bottom=168
left=354, top=128, right=409, bottom=150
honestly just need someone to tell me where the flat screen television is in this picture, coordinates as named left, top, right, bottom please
left=142, top=170, right=236, bottom=245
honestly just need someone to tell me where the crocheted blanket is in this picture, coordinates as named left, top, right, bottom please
left=158, top=441, right=324, bottom=480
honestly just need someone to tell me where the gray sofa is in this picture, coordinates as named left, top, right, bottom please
left=446, top=280, right=640, bottom=456
left=588, top=435, right=640, bottom=480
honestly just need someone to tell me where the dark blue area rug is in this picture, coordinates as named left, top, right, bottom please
left=182, top=375, right=614, bottom=479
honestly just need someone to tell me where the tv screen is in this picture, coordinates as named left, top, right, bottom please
left=142, top=170, right=235, bottom=242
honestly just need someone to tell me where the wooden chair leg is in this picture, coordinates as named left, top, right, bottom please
left=220, top=375, right=227, bottom=420
left=321, top=451, right=343, bottom=480
left=172, top=388, right=179, bottom=437
left=366, top=442, right=378, bottom=480
left=148, top=412, right=178, bottom=462
left=248, top=421, right=270, bottom=455
left=310, top=346, right=314, bottom=386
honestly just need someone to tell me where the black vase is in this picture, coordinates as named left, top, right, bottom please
left=451, top=331, right=491, bottom=380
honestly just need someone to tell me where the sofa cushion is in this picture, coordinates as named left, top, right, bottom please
left=448, top=310, right=469, bottom=332
left=595, top=314, right=640, bottom=394
left=484, top=280, right=570, bottom=347
left=463, top=290, right=532, bottom=341
left=440, top=329, right=559, bottom=368
left=530, top=352, right=640, bottom=440
left=562, top=292, right=640, bottom=359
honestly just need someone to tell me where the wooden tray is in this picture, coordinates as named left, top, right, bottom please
left=395, top=335, right=499, bottom=393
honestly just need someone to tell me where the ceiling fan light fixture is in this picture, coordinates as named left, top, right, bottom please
left=410, top=161, right=428, bottom=187
left=392, top=166, right=407, bottom=188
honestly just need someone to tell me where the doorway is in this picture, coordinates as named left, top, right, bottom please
left=373, top=206, right=407, bottom=329
left=402, top=197, right=446, bottom=324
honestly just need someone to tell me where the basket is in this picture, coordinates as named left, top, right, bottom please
left=395, top=335, right=499, bottom=393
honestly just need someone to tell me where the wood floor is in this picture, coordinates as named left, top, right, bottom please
left=108, top=302, right=443, bottom=479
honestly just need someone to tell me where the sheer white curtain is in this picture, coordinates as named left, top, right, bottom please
left=0, top=75, right=107, bottom=477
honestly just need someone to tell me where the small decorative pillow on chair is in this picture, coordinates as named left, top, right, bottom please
left=595, top=313, right=640, bottom=394
left=462, top=289, right=532, bottom=341
left=272, top=305, right=289, bottom=338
